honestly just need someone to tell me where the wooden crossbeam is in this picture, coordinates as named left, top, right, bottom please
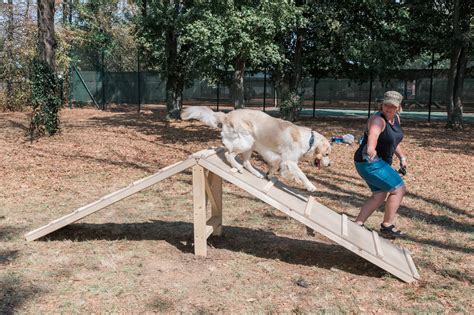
left=372, top=231, right=384, bottom=258
left=263, top=177, right=277, bottom=193
left=304, top=196, right=315, bottom=217
left=341, top=214, right=349, bottom=237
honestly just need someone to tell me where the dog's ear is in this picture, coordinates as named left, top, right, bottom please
left=314, top=137, right=331, bottom=155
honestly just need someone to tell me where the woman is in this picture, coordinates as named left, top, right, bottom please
left=353, top=90, right=407, bottom=238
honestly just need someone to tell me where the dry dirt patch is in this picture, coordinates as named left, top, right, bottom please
left=0, top=106, right=473, bottom=313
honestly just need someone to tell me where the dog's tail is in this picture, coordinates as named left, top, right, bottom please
left=181, top=106, right=226, bottom=128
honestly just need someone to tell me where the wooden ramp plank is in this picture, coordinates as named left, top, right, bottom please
left=341, top=214, right=349, bottom=237
left=199, top=149, right=419, bottom=283
left=25, top=157, right=197, bottom=241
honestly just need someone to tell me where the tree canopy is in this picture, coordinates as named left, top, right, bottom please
left=0, top=0, right=472, bottom=129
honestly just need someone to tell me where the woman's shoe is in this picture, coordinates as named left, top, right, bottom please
left=355, top=222, right=372, bottom=231
left=380, top=224, right=405, bottom=239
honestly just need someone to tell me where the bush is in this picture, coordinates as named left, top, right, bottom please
left=280, top=91, right=301, bottom=121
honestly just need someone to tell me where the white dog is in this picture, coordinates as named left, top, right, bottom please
left=182, top=106, right=331, bottom=192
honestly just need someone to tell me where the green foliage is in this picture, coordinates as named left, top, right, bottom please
left=279, top=91, right=301, bottom=122
left=29, top=59, right=62, bottom=139
left=178, top=1, right=297, bottom=84
left=0, top=2, right=37, bottom=111
left=70, top=0, right=138, bottom=71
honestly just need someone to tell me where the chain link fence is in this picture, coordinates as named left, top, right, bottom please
left=70, top=69, right=474, bottom=113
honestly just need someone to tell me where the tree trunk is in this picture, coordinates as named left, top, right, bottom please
left=30, top=0, right=60, bottom=138
left=230, top=57, right=245, bottom=109
left=5, top=0, right=14, bottom=110
left=165, top=26, right=182, bottom=119
left=446, top=46, right=468, bottom=130
left=445, top=0, right=471, bottom=130
left=37, top=0, right=56, bottom=70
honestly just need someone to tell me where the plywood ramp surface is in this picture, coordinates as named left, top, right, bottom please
left=199, top=149, right=420, bottom=283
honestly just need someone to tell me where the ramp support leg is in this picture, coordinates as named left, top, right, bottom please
left=208, top=172, right=223, bottom=236
left=193, top=165, right=208, bottom=256
left=193, top=166, right=224, bottom=257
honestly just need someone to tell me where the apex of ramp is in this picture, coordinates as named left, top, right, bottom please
left=191, top=147, right=225, bottom=160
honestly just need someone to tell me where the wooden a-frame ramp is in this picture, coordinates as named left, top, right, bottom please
left=25, top=147, right=420, bottom=283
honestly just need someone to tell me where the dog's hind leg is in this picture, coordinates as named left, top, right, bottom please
left=242, top=150, right=264, bottom=178
left=224, top=151, right=244, bottom=173
left=266, top=158, right=281, bottom=178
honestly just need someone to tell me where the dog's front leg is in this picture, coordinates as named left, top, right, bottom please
left=224, top=151, right=244, bottom=173
left=286, top=161, right=316, bottom=192
left=241, top=150, right=264, bottom=178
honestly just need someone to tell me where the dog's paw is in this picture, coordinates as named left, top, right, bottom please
left=305, top=184, right=317, bottom=192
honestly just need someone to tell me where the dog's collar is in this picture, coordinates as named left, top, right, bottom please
left=306, top=131, right=315, bottom=154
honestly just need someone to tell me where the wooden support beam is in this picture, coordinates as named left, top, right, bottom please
left=263, top=177, right=277, bottom=193
left=403, top=248, right=420, bottom=279
left=372, top=231, right=384, bottom=258
left=204, top=174, right=218, bottom=215
left=193, top=165, right=208, bottom=257
left=304, top=196, right=315, bottom=217
left=206, top=216, right=222, bottom=238
left=208, top=172, right=223, bottom=236
left=341, top=214, right=349, bottom=237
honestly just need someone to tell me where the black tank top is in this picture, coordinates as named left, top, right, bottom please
left=354, top=112, right=404, bottom=165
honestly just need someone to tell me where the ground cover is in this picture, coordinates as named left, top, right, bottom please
left=0, top=105, right=472, bottom=313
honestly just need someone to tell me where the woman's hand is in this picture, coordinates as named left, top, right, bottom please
left=400, top=156, right=408, bottom=168
left=367, top=146, right=377, bottom=160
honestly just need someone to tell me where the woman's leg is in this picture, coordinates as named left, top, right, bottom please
left=382, top=185, right=406, bottom=226
left=355, top=191, right=388, bottom=225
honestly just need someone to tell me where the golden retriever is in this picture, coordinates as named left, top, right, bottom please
left=182, top=106, right=331, bottom=192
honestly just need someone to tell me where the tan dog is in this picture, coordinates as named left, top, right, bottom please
left=182, top=106, right=331, bottom=191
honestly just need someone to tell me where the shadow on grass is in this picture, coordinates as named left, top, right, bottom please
left=0, top=270, right=41, bottom=315
left=6, top=119, right=29, bottom=132
left=42, top=220, right=386, bottom=280
left=0, top=250, right=19, bottom=265
left=0, top=227, right=23, bottom=241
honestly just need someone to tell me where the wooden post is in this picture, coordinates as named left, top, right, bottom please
left=193, top=165, right=208, bottom=256
left=209, top=172, right=223, bottom=236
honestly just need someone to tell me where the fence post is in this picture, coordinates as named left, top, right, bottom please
left=263, top=68, right=267, bottom=112
left=73, top=64, right=100, bottom=109
left=137, top=51, right=141, bottom=113
left=216, top=80, right=220, bottom=111
left=69, top=62, right=73, bottom=109
left=312, top=74, right=317, bottom=118
left=428, top=51, right=434, bottom=122
left=368, top=71, right=373, bottom=118
left=101, top=50, right=106, bottom=110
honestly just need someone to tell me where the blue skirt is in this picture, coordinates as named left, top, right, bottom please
left=355, top=159, right=405, bottom=193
